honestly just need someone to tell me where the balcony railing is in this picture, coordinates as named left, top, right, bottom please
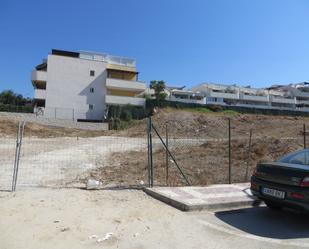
left=31, top=70, right=47, bottom=82
left=106, top=78, right=146, bottom=92
left=272, top=96, right=295, bottom=104
left=79, top=51, right=136, bottom=67
left=105, top=95, right=145, bottom=106
left=210, top=91, right=238, bottom=99
left=34, top=89, right=46, bottom=99
left=296, top=100, right=309, bottom=105
left=241, top=94, right=269, bottom=102
left=169, top=96, right=205, bottom=104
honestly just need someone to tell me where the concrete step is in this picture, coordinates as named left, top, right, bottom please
left=144, top=183, right=257, bottom=211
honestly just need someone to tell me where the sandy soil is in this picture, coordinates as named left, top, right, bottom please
left=0, top=188, right=293, bottom=249
left=0, top=188, right=218, bottom=249
left=0, top=136, right=147, bottom=190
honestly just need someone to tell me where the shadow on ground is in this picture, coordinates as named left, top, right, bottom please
left=215, top=206, right=309, bottom=239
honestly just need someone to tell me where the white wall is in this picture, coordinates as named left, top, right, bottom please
left=45, top=55, right=107, bottom=120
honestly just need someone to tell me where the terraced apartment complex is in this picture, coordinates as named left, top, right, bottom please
left=168, top=82, right=309, bottom=112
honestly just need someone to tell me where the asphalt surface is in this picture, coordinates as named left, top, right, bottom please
left=192, top=205, right=309, bottom=248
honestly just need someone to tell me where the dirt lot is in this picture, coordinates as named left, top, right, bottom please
left=0, top=108, right=307, bottom=189
left=89, top=137, right=302, bottom=187
left=1, top=188, right=306, bottom=249
left=88, top=108, right=307, bottom=186
left=0, top=188, right=218, bottom=249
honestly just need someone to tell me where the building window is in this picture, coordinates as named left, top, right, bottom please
left=90, top=87, right=94, bottom=93
left=89, top=104, right=94, bottom=110
left=90, top=70, right=95, bottom=76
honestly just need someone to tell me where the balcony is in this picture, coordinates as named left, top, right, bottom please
left=106, top=78, right=146, bottom=92
left=32, top=70, right=47, bottom=82
left=209, top=91, right=238, bottom=99
left=34, top=89, right=46, bottom=99
left=296, top=100, right=309, bottom=105
left=272, top=96, right=295, bottom=104
left=79, top=51, right=136, bottom=67
left=242, top=94, right=269, bottom=102
left=169, top=96, right=205, bottom=105
left=105, top=95, right=145, bottom=106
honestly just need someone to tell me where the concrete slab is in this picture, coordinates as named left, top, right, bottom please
left=144, top=183, right=257, bottom=211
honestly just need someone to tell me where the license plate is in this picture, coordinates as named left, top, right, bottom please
left=262, top=187, right=285, bottom=199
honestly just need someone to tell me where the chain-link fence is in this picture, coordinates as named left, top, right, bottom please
left=0, top=121, right=148, bottom=191
left=148, top=115, right=306, bottom=187
left=0, top=114, right=308, bottom=191
left=0, top=122, right=19, bottom=191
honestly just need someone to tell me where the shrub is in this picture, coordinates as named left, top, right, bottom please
left=108, top=105, right=150, bottom=129
left=0, top=104, right=33, bottom=113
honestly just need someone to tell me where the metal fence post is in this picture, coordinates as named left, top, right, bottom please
left=149, top=117, right=154, bottom=187
left=12, top=121, right=25, bottom=192
left=304, top=123, right=306, bottom=149
left=147, top=117, right=154, bottom=187
left=245, top=129, right=253, bottom=181
left=147, top=117, right=151, bottom=187
left=151, top=123, right=191, bottom=186
left=166, top=123, right=169, bottom=186
left=228, top=118, right=232, bottom=184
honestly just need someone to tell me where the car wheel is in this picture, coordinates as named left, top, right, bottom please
left=264, top=200, right=282, bottom=210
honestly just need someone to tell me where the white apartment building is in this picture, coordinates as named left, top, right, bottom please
left=166, top=86, right=205, bottom=105
left=32, top=49, right=146, bottom=121
left=181, top=82, right=309, bottom=112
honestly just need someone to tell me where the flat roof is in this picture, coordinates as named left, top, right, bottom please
left=51, top=49, right=136, bottom=68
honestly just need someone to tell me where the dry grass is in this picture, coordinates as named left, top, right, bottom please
left=86, top=137, right=303, bottom=187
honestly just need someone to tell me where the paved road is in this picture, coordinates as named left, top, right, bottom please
left=191, top=205, right=309, bottom=248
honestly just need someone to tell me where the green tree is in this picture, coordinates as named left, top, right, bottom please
left=150, top=80, right=167, bottom=101
left=0, top=90, right=16, bottom=105
left=0, top=90, right=32, bottom=106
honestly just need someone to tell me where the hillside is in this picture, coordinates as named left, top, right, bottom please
left=117, top=107, right=308, bottom=139
left=87, top=108, right=308, bottom=186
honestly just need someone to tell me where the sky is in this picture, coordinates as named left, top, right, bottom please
left=0, top=0, right=309, bottom=97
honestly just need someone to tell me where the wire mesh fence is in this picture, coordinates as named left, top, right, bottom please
left=0, top=113, right=308, bottom=191
left=0, top=136, right=18, bottom=191
left=149, top=116, right=228, bottom=186
left=0, top=121, right=148, bottom=191
left=149, top=115, right=307, bottom=187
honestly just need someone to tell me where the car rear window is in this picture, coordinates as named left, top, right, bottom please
left=278, top=150, right=309, bottom=165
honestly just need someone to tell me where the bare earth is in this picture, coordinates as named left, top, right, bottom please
left=0, top=109, right=308, bottom=189
left=0, top=188, right=299, bottom=249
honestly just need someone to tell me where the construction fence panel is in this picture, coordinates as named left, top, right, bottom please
left=150, top=115, right=229, bottom=186
left=150, top=114, right=308, bottom=187
left=15, top=123, right=148, bottom=189
left=236, top=117, right=305, bottom=183
left=0, top=122, right=19, bottom=191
